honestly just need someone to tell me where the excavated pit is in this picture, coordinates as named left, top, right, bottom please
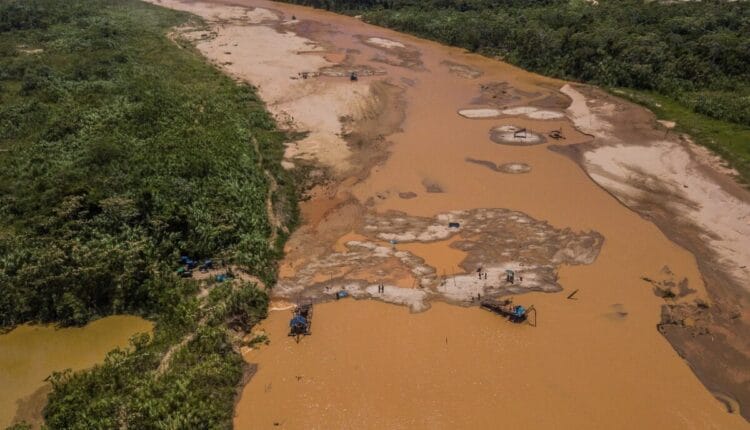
left=489, top=125, right=546, bottom=146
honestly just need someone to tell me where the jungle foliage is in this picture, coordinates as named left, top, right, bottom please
left=43, top=281, right=269, bottom=430
left=0, top=0, right=294, bottom=327
left=0, top=0, right=295, bottom=428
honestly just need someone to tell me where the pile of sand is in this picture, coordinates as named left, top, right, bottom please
left=498, top=162, right=532, bottom=173
left=366, top=37, right=405, bottom=49
left=458, top=108, right=502, bottom=119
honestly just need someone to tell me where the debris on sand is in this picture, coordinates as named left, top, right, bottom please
left=474, top=82, right=539, bottom=106
left=489, top=125, right=545, bottom=146
left=273, top=208, right=604, bottom=310
left=422, top=179, right=444, bottom=193
left=319, top=64, right=386, bottom=78
left=641, top=266, right=696, bottom=299
left=441, top=60, right=483, bottom=79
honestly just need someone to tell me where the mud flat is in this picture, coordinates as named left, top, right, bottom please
left=273, top=208, right=603, bottom=309
left=0, top=316, right=153, bottom=429
left=149, top=0, right=748, bottom=427
left=557, top=83, right=750, bottom=419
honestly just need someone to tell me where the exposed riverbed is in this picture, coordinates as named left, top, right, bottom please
left=149, top=0, right=749, bottom=427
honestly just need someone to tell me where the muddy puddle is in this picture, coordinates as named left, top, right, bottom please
left=149, top=0, right=748, bottom=427
left=0, top=316, right=153, bottom=429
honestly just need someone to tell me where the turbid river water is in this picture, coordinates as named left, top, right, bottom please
left=0, top=316, right=152, bottom=428
left=146, top=0, right=750, bottom=427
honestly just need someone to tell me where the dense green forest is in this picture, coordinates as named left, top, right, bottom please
left=280, top=0, right=750, bottom=182
left=0, top=0, right=294, bottom=325
left=0, top=0, right=295, bottom=427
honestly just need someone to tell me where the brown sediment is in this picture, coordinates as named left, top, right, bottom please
left=356, top=35, right=424, bottom=70
left=473, top=81, right=539, bottom=107
left=237, top=299, right=745, bottom=429
left=341, top=80, right=406, bottom=179
left=441, top=60, right=483, bottom=79
left=555, top=83, right=750, bottom=420
left=148, top=0, right=749, bottom=427
left=489, top=125, right=546, bottom=146
left=0, top=316, right=153, bottom=428
left=11, top=384, right=50, bottom=430
left=421, top=178, right=444, bottom=193
left=466, top=158, right=532, bottom=174
left=272, top=208, right=603, bottom=309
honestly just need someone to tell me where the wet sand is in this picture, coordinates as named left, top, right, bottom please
left=147, top=0, right=749, bottom=427
left=0, top=316, right=153, bottom=429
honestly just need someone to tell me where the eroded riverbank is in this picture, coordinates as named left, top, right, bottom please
left=150, top=0, right=749, bottom=426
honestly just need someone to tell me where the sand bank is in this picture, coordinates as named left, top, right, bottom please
left=148, top=0, right=749, bottom=426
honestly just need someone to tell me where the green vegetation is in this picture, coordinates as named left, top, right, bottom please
left=44, top=281, right=269, bottom=429
left=280, top=0, right=750, bottom=183
left=0, top=0, right=295, bottom=326
left=0, top=0, right=296, bottom=427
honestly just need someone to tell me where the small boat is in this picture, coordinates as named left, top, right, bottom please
left=481, top=298, right=536, bottom=326
left=289, top=301, right=313, bottom=342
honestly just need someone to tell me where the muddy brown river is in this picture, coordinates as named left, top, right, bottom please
left=0, top=316, right=152, bottom=428
left=103, top=0, right=750, bottom=427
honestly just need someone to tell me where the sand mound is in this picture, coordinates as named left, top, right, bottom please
left=458, top=108, right=502, bottom=119
left=527, top=110, right=565, bottom=120
left=366, top=37, right=405, bottom=49
left=502, top=106, right=537, bottom=115
left=498, top=162, right=531, bottom=174
left=502, top=106, right=564, bottom=120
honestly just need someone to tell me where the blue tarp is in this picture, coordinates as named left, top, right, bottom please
left=514, top=306, right=526, bottom=317
left=337, top=290, right=349, bottom=298
left=290, top=315, right=307, bottom=328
